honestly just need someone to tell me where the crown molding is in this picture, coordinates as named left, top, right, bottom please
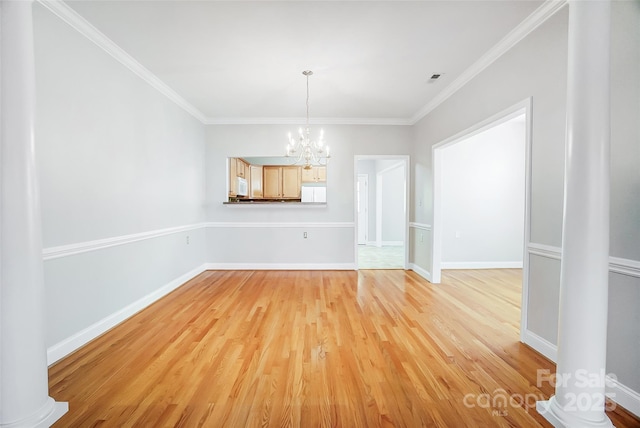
left=409, top=0, right=568, bottom=125
left=36, top=0, right=409, bottom=127
left=39, top=0, right=566, bottom=128
left=204, top=117, right=412, bottom=126
left=37, top=0, right=208, bottom=123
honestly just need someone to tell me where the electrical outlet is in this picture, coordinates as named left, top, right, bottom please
left=303, top=232, right=308, bottom=239
left=186, top=236, right=190, bottom=244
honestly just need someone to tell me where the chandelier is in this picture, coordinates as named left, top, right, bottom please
left=286, top=70, right=330, bottom=170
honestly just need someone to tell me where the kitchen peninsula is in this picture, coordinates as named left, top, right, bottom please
left=227, top=157, right=326, bottom=204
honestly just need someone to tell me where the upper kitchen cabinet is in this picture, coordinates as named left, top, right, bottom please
left=301, top=166, right=326, bottom=183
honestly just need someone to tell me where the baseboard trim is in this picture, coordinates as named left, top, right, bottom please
left=441, top=261, right=523, bottom=269
left=523, top=329, right=640, bottom=418
left=382, top=241, right=404, bottom=247
left=46, top=263, right=208, bottom=366
left=607, top=376, right=640, bottom=417
left=522, top=329, right=557, bottom=362
left=409, top=263, right=432, bottom=282
left=204, top=263, right=356, bottom=271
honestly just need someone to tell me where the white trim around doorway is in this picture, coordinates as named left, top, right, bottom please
left=354, top=155, right=411, bottom=270
left=431, top=98, right=533, bottom=343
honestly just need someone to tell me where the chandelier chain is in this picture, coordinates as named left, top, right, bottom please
left=306, top=72, right=310, bottom=129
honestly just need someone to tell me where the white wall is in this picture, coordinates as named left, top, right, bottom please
left=378, top=162, right=405, bottom=244
left=30, top=0, right=640, bottom=412
left=411, top=1, right=640, bottom=409
left=355, top=159, right=406, bottom=246
left=356, top=160, right=377, bottom=242
left=606, top=1, right=640, bottom=407
left=205, top=125, right=413, bottom=266
left=33, top=4, right=207, bottom=360
left=440, top=117, right=525, bottom=268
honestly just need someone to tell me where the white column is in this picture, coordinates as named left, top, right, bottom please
left=536, top=0, right=613, bottom=427
left=0, top=1, right=68, bottom=426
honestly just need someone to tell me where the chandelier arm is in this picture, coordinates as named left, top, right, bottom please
left=286, top=70, right=329, bottom=168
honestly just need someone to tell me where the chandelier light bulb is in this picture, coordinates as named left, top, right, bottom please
left=285, top=70, right=331, bottom=169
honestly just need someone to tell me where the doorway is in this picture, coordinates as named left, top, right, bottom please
left=357, top=174, right=369, bottom=245
left=431, top=99, right=532, bottom=340
left=354, top=156, right=410, bottom=269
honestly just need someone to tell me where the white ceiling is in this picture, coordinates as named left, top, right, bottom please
left=65, top=0, right=545, bottom=123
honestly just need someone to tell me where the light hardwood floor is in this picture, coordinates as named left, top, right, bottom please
left=49, top=269, right=640, bottom=427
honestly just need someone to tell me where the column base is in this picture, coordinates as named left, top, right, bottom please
left=537, top=397, right=614, bottom=428
left=1, top=397, right=68, bottom=428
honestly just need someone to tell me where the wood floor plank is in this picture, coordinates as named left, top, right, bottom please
left=49, top=269, right=640, bottom=427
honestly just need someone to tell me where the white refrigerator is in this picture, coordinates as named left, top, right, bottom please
left=301, top=186, right=326, bottom=203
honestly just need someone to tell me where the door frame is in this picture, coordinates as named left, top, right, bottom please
left=431, top=98, right=532, bottom=341
left=357, top=174, right=369, bottom=245
left=354, top=155, right=410, bottom=270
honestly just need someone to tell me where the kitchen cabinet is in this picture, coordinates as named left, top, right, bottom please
left=282, top=166, right=301, bottom=198
left=236, top=158, right=249, bottom=179
left=250, top=165, right=263, bottom=198
left=229, top=158, right=252, bottom=198
left=263, top=167, right=280, bottom=198
left=301, top=166, right=326, bottom=183
left=263, top=166, right=301, bottom=199
left=228, top=158, right=237, bottom=197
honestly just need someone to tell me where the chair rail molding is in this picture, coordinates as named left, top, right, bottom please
left=206, top=221, right=355, bottom=228
left=527, top=242, right=640, bottom=278
left=42, top=222, right=357, bottom=261
left=42, top=223, right=206, bottom=260
left=409, top=222, right=432, bottom=231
